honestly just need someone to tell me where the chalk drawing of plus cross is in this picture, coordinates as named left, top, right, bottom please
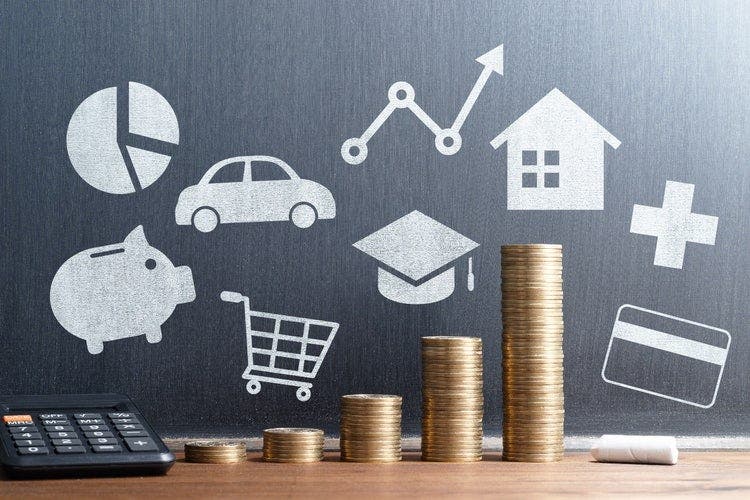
left=630, top=181, right=719, bottom=269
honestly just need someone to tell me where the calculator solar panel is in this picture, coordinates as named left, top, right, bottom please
left=0, top=394, right=174, bottom=478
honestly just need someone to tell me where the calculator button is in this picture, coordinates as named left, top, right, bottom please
left=73, top=413, right=101, bottom=419
left=3, top=415, right=33, bottom=424
left=45, top=425, right=74, bottom=432
left=5, top=420, right=36, bottom=427
left=88, top=437, right=118, bottom=445
left=124, top=438, right=157, bottom=452
left=119, top=429, right=148, bottom=438
left=80, top=425, right=109, bottom=431
left=84, top=430, right=114, bottom=438
left=76, top=418, right=105, bottom=425
left=55, top=445, right=86, bottom=454
left=9, top=426, right=38, bottom=434
left=14, top=439, right=45, bottom=447
left=41, top=419, right=70, bottom=426
left=48, top=431, right=78, bottom=439
left=108, top=412, right=134, bottom=419
left=17, top=446, right=48, bottom=455
left=12, top=432, right=42, bottom=440
left=111, top=418, right=139, bottom=424
left=52, top=438, right=82, bottom=446
left=38, top=413, right=67, bottom=420
left=92, top=444, right=122, bottom=453
left=116, top=423, right=143, bottom=431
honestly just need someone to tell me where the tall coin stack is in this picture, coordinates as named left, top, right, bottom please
left=340, top=394, right=402, bottom=463
left=263, top=428, right=324, bottom=463
left=421, top=336, right=483, bottom=462
left=501, top=244, right=564, bottom=462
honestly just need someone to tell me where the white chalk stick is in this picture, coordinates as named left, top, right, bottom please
left=590, top=435, right=678, bottom=465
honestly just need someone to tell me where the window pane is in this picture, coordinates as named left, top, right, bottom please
left=544, top=150, right=559, bottom=165
left=252, top=161, right=290, bottom=181
left=210, top=162, right=245, bottom=183
left=522, top=172, right=537, bottom=188
left=522, top=150, right=537, bottom=166
left=544, top=172, right=559, bottom=188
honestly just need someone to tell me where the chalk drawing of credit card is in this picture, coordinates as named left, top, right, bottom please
left=601, top=304, right=731, bottom=409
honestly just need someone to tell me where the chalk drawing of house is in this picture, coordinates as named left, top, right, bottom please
left=490, top=88, right=620, bottom=210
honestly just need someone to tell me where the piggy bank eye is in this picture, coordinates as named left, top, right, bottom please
left=145, top=258, right=157, bottom=270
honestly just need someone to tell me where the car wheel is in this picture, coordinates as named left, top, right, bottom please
left=290, top=203, right=317, bottom=229
left=192, top=207, right=219, bottom=233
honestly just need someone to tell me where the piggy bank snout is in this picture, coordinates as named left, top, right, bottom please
left=174, top=265, right=196, bottom=304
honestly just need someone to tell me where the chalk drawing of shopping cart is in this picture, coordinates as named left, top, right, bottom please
left=220, top=291, right=339, bottom=402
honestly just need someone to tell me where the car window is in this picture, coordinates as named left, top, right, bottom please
left=209, top=162, right=246, bottom=183
left=252, top=161, right=290, bottom=181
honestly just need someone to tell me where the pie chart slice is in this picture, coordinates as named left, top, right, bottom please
left=126, top=146, right=173, bottom=189
left=66, top=82, right=179, bottom=194
left=66, top=86, right=135, bottom=194
left=128, top=82, right=179, bottom=145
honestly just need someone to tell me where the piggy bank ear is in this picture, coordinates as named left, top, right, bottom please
left=124, top=225, right=149, bottom=247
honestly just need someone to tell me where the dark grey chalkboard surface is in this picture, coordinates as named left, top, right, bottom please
left=1, top=1, right=748, bottom=438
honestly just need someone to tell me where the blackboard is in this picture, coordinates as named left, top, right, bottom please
left=1, top=1, right=748, bottom=438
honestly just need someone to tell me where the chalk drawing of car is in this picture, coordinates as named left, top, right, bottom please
left=175, top=156, right=336, bottom=232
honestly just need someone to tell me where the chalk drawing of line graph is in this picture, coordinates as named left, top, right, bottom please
left=341, top=44, right=503, bottom=165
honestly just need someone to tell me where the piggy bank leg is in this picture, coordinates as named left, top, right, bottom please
left=86, top=338, right=104, bottom=355
left=146, top=327, right=163, bottom=344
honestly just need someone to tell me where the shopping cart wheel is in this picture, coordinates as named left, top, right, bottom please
left=296, top=387, right=311, bottom=402
left=246, top=379, right=261, bottom=395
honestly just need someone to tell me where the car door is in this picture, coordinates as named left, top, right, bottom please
left=204, top=159, right=252, bottom=224
left=248, top=159, right=297, bottom=222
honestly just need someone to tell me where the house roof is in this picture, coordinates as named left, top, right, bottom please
left=490, top=88, right=621, bottom=149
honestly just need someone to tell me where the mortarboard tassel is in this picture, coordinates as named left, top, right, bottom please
left=467, top=257, right=475, bottom=291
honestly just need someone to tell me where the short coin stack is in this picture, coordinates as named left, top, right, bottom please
left=184, top=441, right=247, bottom=464
left=501, top=244, right=564, bottom=462
left=421, top=336, right=483, bottom=462
left=340, top=394, right=402, bottom=463
left=262, top=428, right=324, bottom=463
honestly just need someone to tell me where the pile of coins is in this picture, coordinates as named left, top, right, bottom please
left=184, top=441, right=247, bottom=464
left=501, top=244, right=564, bottom=462
left=340, top=394, right=402, bottom=463
left=421, top=336, right=483, bottom=462
left=262, top=428, right=324, bottom=463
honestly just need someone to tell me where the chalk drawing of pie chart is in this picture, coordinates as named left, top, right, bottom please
left=66, top=82, right=179, bottom=194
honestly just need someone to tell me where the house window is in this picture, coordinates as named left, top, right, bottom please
left=544, top=150, right=559, bottom=166
left=544, top=172, right=559, bottom=188
left=521, top=150, right=559, bottom=189
left=522, top=150, right=537, bottom=165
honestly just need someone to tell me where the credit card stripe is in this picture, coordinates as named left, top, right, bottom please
left=612, top=321, right=728, bottom=366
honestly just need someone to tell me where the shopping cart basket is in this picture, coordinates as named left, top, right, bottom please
left=221, top=291, right=339, bottom=402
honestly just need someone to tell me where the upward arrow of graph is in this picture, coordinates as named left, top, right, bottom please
left=452, top=45, right=504, bottom=131
left=341, top=44, right=504, bottom=166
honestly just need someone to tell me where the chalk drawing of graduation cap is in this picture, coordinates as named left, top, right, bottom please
left=353, top=210, right=479, bottom=305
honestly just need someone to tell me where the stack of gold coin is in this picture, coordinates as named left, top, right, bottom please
left=501, top=244, right=564, bottom=462
left=340, top=394, right=402, bottom=462
left=184, top=441, right=247, bottom=464
left=421, top=336, right=483, bottom=462
left=262, top=428, right=324, bottom=463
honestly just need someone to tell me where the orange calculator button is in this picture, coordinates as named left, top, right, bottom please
left=3, top=415, right=33, bottom=423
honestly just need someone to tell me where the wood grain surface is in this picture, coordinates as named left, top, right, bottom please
left=2, top=452, right=750, bottom=498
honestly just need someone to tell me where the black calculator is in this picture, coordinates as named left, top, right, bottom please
left=0, top=394, right=174, bottom=478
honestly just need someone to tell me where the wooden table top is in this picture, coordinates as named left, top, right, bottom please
left=2, top=451, right=749, bottom=498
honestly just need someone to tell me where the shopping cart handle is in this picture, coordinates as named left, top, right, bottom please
left=220, top=291, right=245, bottom=303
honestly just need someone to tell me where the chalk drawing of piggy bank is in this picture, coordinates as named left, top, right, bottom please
left=50, top=226, right=196, bottom=354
